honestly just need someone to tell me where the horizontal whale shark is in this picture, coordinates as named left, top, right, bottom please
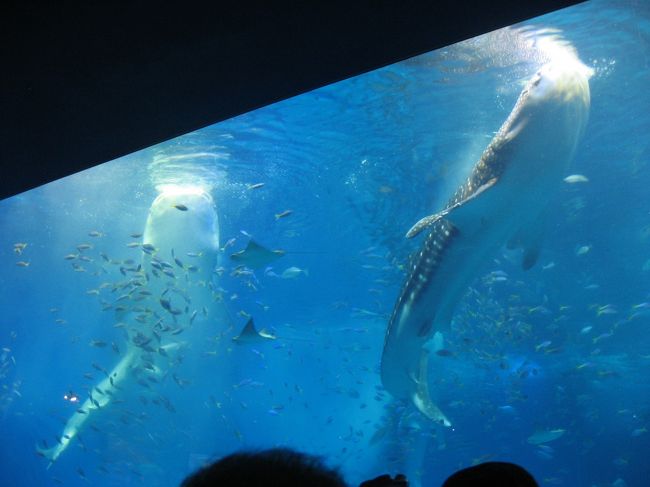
left=381, top=36, right=592, bottom=426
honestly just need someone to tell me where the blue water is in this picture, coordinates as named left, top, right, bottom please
left=1, top=1, right=650, bottom=485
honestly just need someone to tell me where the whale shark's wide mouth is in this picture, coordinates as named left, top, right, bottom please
left=152, top=184, right=216, bottom=210
left=527, top=28, right=594, bottom=79
left=521, top=30, right=593, bottom=106
left=156, top=183, right=211, bottom=198
left=149, top=149, right=227, bottom=194
left=152, top=183, right=214, bottom=212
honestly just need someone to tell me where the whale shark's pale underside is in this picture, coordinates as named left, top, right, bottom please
left=381, top=33, right=592, bottom=426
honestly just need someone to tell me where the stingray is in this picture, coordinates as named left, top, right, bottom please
left=229, top=239, right=285, bottom=269
left=232, top=317, right=276, bottom=344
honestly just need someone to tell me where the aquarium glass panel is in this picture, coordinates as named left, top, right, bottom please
left=1, top=1, right=649, bottom=486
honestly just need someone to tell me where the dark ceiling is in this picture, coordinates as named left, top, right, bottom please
left=1, top=1, right=581, bottom=201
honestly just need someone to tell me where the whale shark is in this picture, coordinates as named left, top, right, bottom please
left=37, top=185, right=224, bottom=466
left=381, top=35, right=592, bottom=425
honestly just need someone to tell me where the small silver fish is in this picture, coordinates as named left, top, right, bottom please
left=280, top=266, right=308, bottom=279
left=141, top=243, right=157, bottom=254
left=274, top=210, right=293, bottom=220
left=563, top=174, right=589, bottom=184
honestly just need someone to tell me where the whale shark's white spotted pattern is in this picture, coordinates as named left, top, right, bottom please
left=381, top=30, right=592, bottom=425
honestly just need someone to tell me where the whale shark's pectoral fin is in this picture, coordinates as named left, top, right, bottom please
left=405, top=177, right=499, bottom=239
left=411, top=349, right=452, bottom=427
left=504, top=118, right=529, bottom=142
left=507, top=217, right=546, bottom=270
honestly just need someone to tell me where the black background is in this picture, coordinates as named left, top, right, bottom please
left=1, top=1, right=581, bottom=200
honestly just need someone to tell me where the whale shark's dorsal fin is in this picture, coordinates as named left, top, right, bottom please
left=405, top=177, right=499, bottom=239
left=507, top=217, right=547, bottom=270
left=426, top=331, right=445, bottom=353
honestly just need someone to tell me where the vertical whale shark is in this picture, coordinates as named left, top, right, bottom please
left=381, top=34, right=592, bottom=426
left=37, top=186, right=223, bottom=466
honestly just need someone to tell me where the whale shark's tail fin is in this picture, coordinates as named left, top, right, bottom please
left=412, top=348, right=452, bottom=427
left=35, top=443, right=58, bottom=470
left=413, top=385, right=452, bottom=427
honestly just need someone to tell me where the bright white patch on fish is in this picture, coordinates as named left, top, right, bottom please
left=564, top=174, right=589, bottom=183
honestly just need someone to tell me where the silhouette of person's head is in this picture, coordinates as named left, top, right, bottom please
left=181, top=447, right=348, bottom=487
left=442, top=462, right=538, bottom=487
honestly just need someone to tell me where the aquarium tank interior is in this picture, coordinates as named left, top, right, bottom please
left=2, top=1, right=650, bottom=485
